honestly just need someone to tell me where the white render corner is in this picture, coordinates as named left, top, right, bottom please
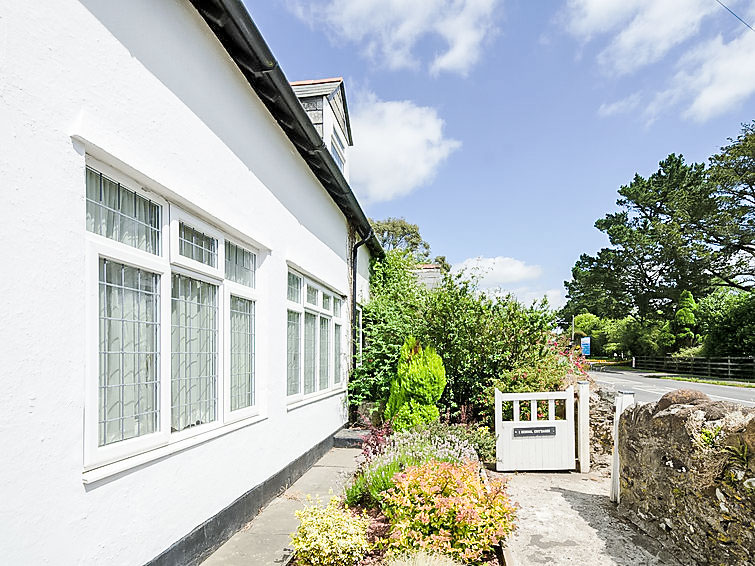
left=0, top=1, right=377, bottom=564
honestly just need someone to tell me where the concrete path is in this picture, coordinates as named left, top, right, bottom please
left=202, top=448, right=360, bottom=565
left=496, top=470, right=680, bottom=566
left=591, top=369, right=755, bottom=406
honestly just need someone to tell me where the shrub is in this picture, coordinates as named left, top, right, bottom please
left=345, top=427, right=477, bottom=508
left=385, top=336, right=446, bottom=431
left=416, top=421, right=496, bottom=464
left=385, top=552, right=463, bottom=566
left=291, top=497, right=371, bottom=566
left=381, top=460, right=516, bottom=564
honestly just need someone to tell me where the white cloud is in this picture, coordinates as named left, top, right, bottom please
left=597, top=93, right=641, bottom=117
left=563, top=0, right=755, bottom=122
left=451, top=256, right=542, bottom=286
left=288, top=0, right=499, bottom=75
left=565, top=0, right=716, bottom=75
left=510, top=287, right=566, bottom=308
left=349, top=90, right=460, bottom=203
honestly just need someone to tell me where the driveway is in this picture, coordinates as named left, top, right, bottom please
left=590, top=369, right=755, bottom=406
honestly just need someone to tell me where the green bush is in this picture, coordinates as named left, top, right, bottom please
left=381, top=460, right=516, bottom=564
left=385, top=336, right=446, bottom=431
left=349, top=250, right=562, bottom=423
left=291, top=497, right=370, bottom=566
left=344, top=427, right=477, bottom=508
left=417, top=421, right=496, bottom=464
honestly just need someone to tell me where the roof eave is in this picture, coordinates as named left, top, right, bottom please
left=188, top=0, right=382, bottom=258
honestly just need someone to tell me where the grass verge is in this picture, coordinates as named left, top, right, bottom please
left=657, top=375, right=755, bottom=389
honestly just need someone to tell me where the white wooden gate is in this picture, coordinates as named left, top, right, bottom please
left=494, top=386, right=576, bottom=471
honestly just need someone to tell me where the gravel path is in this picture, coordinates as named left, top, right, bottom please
left=494, top=470, right=681, bottom=566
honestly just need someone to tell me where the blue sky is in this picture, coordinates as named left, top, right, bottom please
left=245, top=0, right=755, bottom=307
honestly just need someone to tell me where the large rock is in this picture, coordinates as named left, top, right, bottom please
left=617, top=394, right=755, bottom=566
left=654, top=388, right=709, bottom=412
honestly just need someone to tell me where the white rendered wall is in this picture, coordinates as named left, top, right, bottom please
left=0, top=1, right=369, bottom=564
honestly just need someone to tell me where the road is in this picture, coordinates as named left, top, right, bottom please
left=590, top=368, right=755, bottom=407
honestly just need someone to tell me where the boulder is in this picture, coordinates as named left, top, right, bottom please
left=655, top=389, right=709, bottom=413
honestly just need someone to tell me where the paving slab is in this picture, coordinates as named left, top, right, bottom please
left=496, top=470, right=681, bottom=566
left=202, top=447, right=361, bottom=566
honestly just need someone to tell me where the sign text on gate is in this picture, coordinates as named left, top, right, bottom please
left=512, top=426, right=556, bottom=438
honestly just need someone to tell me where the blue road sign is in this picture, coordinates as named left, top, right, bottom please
left=581, top=336, right=591, bottom=356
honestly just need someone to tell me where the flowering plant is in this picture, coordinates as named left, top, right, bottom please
left=381, top=460, right=516, bottom=564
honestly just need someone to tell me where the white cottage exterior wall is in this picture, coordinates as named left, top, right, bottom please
left=0, top=0, right=369, bottom=563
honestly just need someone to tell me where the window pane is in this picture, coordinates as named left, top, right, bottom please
left=306, top=285, right=318, bottom=305
left=287, top=273, right=301, bottom=302
left=178, top=222, right=217, bottom=267
left=322, top=294, right=331, bottom=311
left=171, top=274, right=218, bottom=431
left=225, top=241, right=255, bottom=287
left=319, top=317, right=330, bottom=390
left=334, top=323, right=342, bottom=384
left=287, top=311, right=301, bottom=395
left=304, top=312, right=317, bottom=394
left=98, top=258, right=160, bottom=446
left=86, top=167, right=161, bottom=254
left=230, top=296, right=255, bottom=411
left=333, top=297, right=342, bottom=318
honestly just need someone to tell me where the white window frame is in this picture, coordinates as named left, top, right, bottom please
left=84, top=158, right=264, bottom=475
left=286, top=269, right=346, bottom=405
left=169, top=205, right=225, bottom=279
left=84, top=158, right=173, bottom=470
left=223, top=264, right=259, bottom=424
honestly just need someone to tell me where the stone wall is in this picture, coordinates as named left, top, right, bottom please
left=618, top=389, right=755, bottom=565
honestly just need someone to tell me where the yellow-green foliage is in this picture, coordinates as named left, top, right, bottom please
left=385, top=552, right=463, bottom=566
left=385, top=336, right=446, bottom=431
left=291, top=498, right=371, bottom=566
left=381, top=460, right=516, bottom=564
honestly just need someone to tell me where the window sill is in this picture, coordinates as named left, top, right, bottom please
left=287, top=388, right=346, bottom=412
left=82, top=414, right=267, bottom=485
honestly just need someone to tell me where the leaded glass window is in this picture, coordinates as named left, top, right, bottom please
left=86, top=167, right=161, bottom=254
left=288, top=273, right=301, bottom=302
left=287, top=311, right=301, bottom=395
left=171, top=274, right=218, bottom=431
left=225, top=241, right=255, bottom=287
left=303, top=312, right=317, bottom=394
left=98, top=258, right=160, bottom=445
left=319, top=317, right=330, bottom=390
left=230, top=296, right=255, bottom=411
left=178, top=222, right=217, bottom=267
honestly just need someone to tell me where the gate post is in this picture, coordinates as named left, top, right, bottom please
left=610, top=391, right=635, bottom=503
left=577, top=381, right=590, bottom=473
left=494, top=388, right=502, bottom=472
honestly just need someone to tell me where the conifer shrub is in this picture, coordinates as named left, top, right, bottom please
left=384, top=336, right=446, bottom=431
left=291, top=498, right=370, bottom=566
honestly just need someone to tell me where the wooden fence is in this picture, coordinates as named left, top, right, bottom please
left=633, top=356, right=755, bottom=382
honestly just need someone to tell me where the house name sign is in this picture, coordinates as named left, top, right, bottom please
left=512, top=426, right=557, bottom=438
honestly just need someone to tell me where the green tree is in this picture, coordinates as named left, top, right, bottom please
left=674, top=290, right=698, bottom=348
left=563, top=154, right=716, bottom=321
left=348, top=250, right=426, bottom=413
left=370, top=217, right=431, bottom=259
left=699, top=290, right=755, bottom=356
